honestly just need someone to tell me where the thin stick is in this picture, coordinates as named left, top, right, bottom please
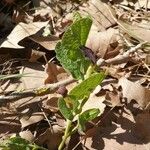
left=0, top=76, right=75, bottom=106
left=96, top=42, right=147, bottom=66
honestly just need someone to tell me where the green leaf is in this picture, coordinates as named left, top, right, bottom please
left=55, top=16, right=92, bottom=79
left=0, top=137, right=47, bottom=150
left=78, top=108, right=100, bottom=131
left=69, top=72, right=105, bottom=100
left=0, top=137, right=30, bottom=150
left=58, top=97, right=74, bottom=120
left=73, top=12, right=82, bottom=22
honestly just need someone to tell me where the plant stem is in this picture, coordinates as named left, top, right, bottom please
left=58, top=119, right=72, bottom=150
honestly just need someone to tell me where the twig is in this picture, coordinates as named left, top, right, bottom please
left=0, top=76, right=75, bottom=106
left=96, top=42, right=147, bottom=66
left=145, top=0, right=149, bottom=11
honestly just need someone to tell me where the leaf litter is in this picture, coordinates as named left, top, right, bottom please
left=0, top=0, right=150, bottom=150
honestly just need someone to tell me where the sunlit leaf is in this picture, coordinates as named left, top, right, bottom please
left=55, top=16, right=92, bottom=79
left=69, top=72, right=105, bottom=100
left=58, top=97, right=74, bottom=120
left=78, top=108, right=100, bottom=131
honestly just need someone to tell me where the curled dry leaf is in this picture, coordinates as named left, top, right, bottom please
left=19, top=130, right=34, bottom=142
left=105, top=87, right=123, bottom=107
left=29, top=50, right=45, bottom=62
left=44, top=61, right=68, bottom=84
left=0, top=21, right=48, bottom=48
left=20, top=112, right=45, bottom=128
left=118, top=77, right=150, bottom=109
left=35, top=125, right=64, bottom=150
left=86, top=27, right=121, bottom=59
left=29, top=35, right=60, bottom=51
left=42, top=93, right=61, bottom=113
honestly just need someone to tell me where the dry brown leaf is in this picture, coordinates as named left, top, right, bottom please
left=4, top=0, right=15, bottom=4
left=29, top=50, right=45, bottom=62
left=19, top=62, right=46, bottom=89
left=105, top=87, right=123, bottom=107
left=20, top=112, right=44, bottom=128
left=82, top=107, right=150, bottom=150
left=35, top=125, right=64, bottom=150
left=29, top=35, right=60, bottom=51
left=120, top=0, right=150, bottom=9
left=42, top=93, right=61, bottom=112
left=134, top=112, right=150, bottom=141
left=0, top=62, right=47, bottom=93
left=119, top=20, right=150, bottom=43
left=44, top=61, right=67, bottom=84
left=82, top=93, right=106, bottom=115
left=81, top=0, right=116, bottom=31
left=19, top=130, right=34, bottom=142
left=0, top=22, right=48, bottom=48
left=118, top=77, right=150, bottom=109
left=87, top=27, right=120, bottom=59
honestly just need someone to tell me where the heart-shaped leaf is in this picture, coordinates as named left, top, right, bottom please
left=55, top=16, right=92, bottom=79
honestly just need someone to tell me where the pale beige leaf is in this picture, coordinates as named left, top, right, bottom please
left=29, top=35, right=60, bottom=51
left=29, top=50, right=45, bottom=62
left=44, top=61, right=68, bottom=84
left=87, top=27, right=120, bottom=58
left=82, top=94, right=106, bottom=115
left=19, top=130, right=34, bottom=142
left=118, top=77, right=150, bottom=108
left=20, top=112, right=44, bottom=128
left=118, top=20, right=150, bottom=43
left=0, top=22, right=48, bottom=48
left=81, top=0, right=116, bottom=31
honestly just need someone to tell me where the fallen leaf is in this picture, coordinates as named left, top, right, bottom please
left=82, top=93, right=106, bottom=115
left=87, top=27, right=120, bottom=59
left=29, top=35, right=60, bottom=51
left=20, top=112, right=44, bottom=128
left=81, top=0, right=116, bottom=31
left=82, top=107, right=150, bottom=150
left=0, top=21, right=48, bottom=48
left=105, top=87, right=123, bottom=107
left=42, top=93, right=61, bottom=112
left=35, top=125, right=64, bottom=150
left=29, top=50, right=45, bottom=62
left=118, top=20, right=150, bottom=43
left=44, top=61, right=67, bottom=84
left=118, top=77, right=150, bottom=109
left=120, top=0, right=150, bottom=10
left=134, top=112, right=150, bottom=141
left=4, top=0, right=15, bottom=4
left=19, top=130, right=34, bottom=142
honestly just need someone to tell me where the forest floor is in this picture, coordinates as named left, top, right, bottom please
left=0, top=0, right=150, bottom=150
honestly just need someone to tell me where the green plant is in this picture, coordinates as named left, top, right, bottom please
left=55, top=13, right=106, bottom=150
left=0, top=136, right=47, bottom=150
